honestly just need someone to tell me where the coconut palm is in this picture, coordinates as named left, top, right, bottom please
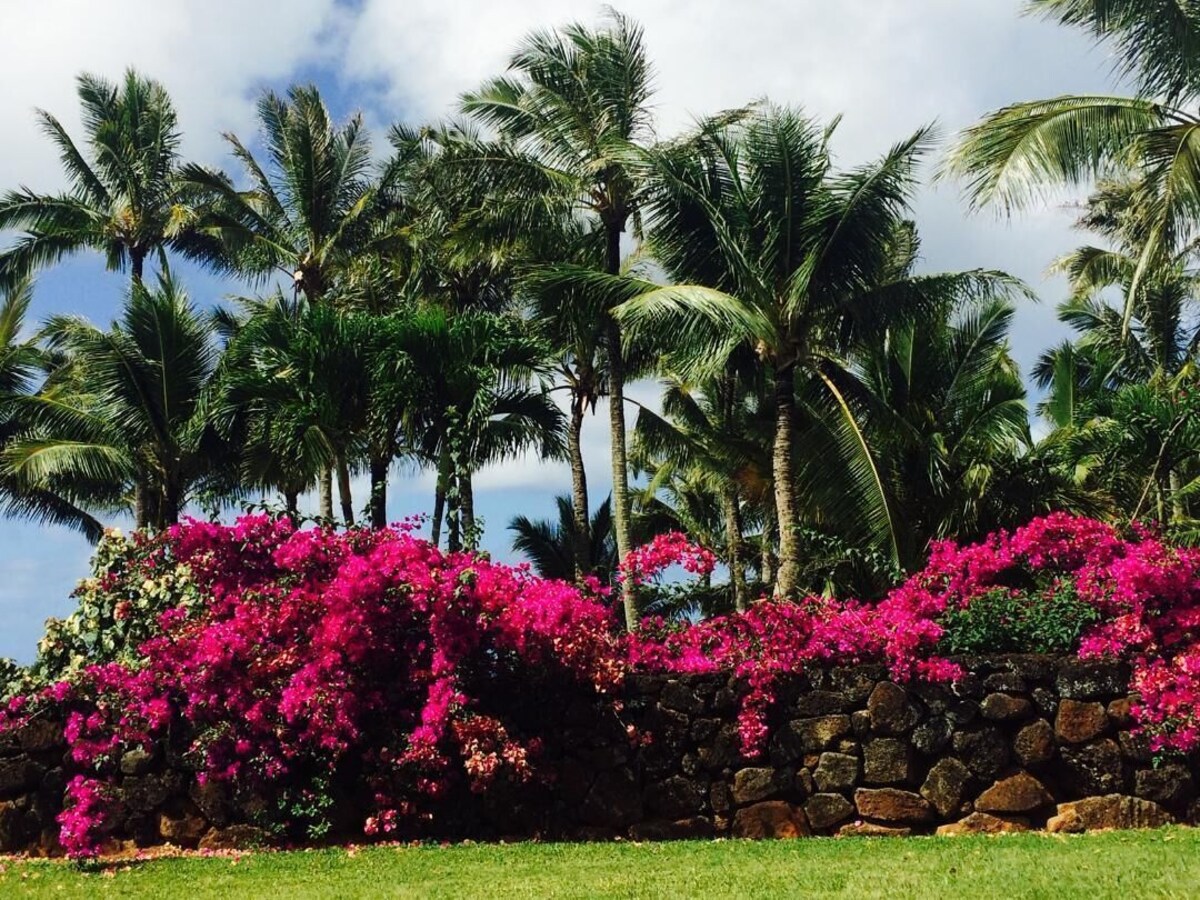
left=183, top=85, right=392, bottom=518
left=0, top=280, right=102, bottom=538
left=631, top=371, right=770, bottom=610
left=509, top=496, right=617, bottom=583
left=461, top=9, right=655, bottom=626
left=0, top=70, right=221, bottom=289
left=606, top=106, right=1024, bottom=598
left=945, top=2, right=1200, bottom=327
left=848, top=298, right=1035, bottom=567
left=4, top=273, right=223, bottom=530
left=208, top=293, right=371, bottom=524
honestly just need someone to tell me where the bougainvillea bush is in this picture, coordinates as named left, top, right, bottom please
left=4, top=513, right=1200, bottom=858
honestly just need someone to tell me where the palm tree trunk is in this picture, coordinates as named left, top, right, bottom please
left=604, top=223, right=638, bottom=631
left=432, top=448, right=450, bottom=547
left=461, top=468, right=476, bottom=550
left=336, top=455, right=354, bottom=527
left=370, top=455, right=389, bottom=529
left=318, top=468, right=334, bottom=521
left=760, top=504, right=777, bottom=587
left=284, top=489, right=299, bottom=524
left=162, top=479, right=181, bottom=528
left=772, top=363, right=801, bottom=599
left=568, top=391, right=591, bottom=579
left=130, top=249, right=146, bottom=287
left=134, top=479, right=149, bottom=530
left=1170, top=469, right=1185, bottom=522
left=721, top=484, right=749, bottom=611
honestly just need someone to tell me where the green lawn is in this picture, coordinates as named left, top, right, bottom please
left=1, top=829, right=1197, bottom=899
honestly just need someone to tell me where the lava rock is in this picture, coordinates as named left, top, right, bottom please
left=804, top=793, right=856, bottom=830
left=936, top=812, right=1030, bottom=835
left=920, top=758, right=971, bottom=819
left=1047, top=795, right=1172, bottom=833
left=813, top=752, right=859, bottom=793
left=1055, top=700, right=1109, bottom=744
left=732, top=767, right=792, bottom=805
left=952, top=727, right=1009, bottom=779
left=853, top=788, right=934, bottom=824
left=911, top=716, right=954, bottom=755
left=1013, top=719, right=1056, bottom=767
left=980, top=693, right=1032, bottom=722
left=1056, top=661, right=1126, bottom=701
left=863, top=738, right=912, bottom=785
left=770, top=716, right=852, bottom=763
left=868, top=683, right=921, bottom=735
left=646, top=775, right=706, bottom=819
left=1060, top=739, right=1124, bottom=796
left=731, top=801, right=810, bottom=839
left=1134, top=765, right=1195, bottom=810
left=975, top=772, right=1053, bottom=814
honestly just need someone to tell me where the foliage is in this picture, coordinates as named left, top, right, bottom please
left=936, top=584, right=1101, bottom=654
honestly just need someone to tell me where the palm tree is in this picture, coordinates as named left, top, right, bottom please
left=945, top=2, right=1200, bottom=326
left=4, top=273, right=222, bottom=530
left=461, top=9, right=655, bottom=627
left=631, top=372, right=769, bottom=610
left=610, top=106, right=1023, bottom=598
left=849, top=298, right=1037, bottom=567
left=184, top=85, right=390, bottom=519
left=0, top=280, right=102, bottom=539
left=509, top=495, right=616, bottom=583
left=397, top=307, right=564, bottom=551
left=209, top=293, right=375, bottom=525
left=0, top=70, right=221, bottom=290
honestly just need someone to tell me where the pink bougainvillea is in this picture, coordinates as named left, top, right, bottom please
left=617, top=531, right=717, bottom=586
left=7, top=512, right=1200, bottom=858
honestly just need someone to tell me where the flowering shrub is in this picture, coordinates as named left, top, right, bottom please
left=0, top=516, right=622, bottom=857
left=1, top=527, right=200, bottom=700
left=7, top=512, right=1200, bottom=858
left=617, top=531, right=717, bottom=586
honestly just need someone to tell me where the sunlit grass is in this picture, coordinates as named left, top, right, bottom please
left=1, top=828, right=1198, bottom=899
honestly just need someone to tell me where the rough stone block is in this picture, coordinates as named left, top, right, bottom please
left=975, top=772, right=1053, bottom=814
left=868, top=683, right=920, bottom=735
left=804, top=793, right=856, bottom=830
left=920, top=758, right=971, bottom=819
left=813, top=752, right=859, bottom=793
left=854, top=788, right=934, bottom=824
left=1055, top=700, right=1109, bottom=744
left=731, top=801, right=810, bottom=839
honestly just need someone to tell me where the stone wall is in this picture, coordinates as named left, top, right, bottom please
left=1, top=655, right=1195, bottom=855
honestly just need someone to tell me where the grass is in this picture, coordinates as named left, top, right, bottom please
left=1, top=829, right=1198, bottom=899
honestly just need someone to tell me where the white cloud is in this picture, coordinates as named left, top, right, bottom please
left=0, top=0, right=345, bottom=190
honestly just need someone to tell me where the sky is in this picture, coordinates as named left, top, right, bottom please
left=0, top=0, right=1120, bottom=661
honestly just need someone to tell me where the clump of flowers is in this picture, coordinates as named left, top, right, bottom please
left=618, top=531, right=717, bottom=586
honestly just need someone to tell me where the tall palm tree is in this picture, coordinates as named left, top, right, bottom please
left=184, top=85, right=390, bottom=518
left=461, top=10, right=655, bottom=627
left=610, top=106, right=1023, bottom=598
left=0, top=70, right=221, bottom=290
left=945, top=2, right=1200, bottom=327
left=0, top=280, right=102, bottom=539
left=4, top=273, right=222, bottom=530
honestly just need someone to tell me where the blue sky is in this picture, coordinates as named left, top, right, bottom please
left=0, top=0, right=1118, bottom=661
